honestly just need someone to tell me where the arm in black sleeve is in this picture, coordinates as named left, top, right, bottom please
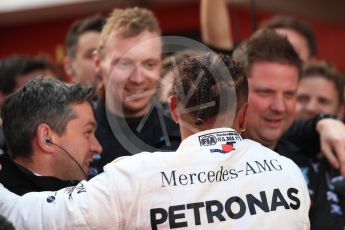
left=284, top=117, right=320, bottom=155
left=283, top=114, right=337, bottom=155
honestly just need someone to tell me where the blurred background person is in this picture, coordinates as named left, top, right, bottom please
left=200, top=0, right=317, bottom=63
left=63, top=14, right=106, bottom=97
left=296, top=60, right=345, bottom=120
left=260, top=15, right=317, bottom=62
left=295, top=60, right=345, bottom=228
left=0, top=55, right=62, bottom=155
left=0, top=54, right=61, bottom=107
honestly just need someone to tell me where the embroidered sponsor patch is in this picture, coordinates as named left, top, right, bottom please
left=199, top=131, right=241, bottom=153
left=198, top=131, right=242, bottom=147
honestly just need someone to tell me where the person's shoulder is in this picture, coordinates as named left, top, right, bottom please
left=104, top=150, right=175, bottom=170
left=241, top=139, right=301, bottom=168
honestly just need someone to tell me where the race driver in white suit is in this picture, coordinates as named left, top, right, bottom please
left=0, top=54, right=310, bottom=229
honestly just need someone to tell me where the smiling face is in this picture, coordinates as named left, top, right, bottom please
left=296, top=76, right=341, bottom=120
left=97, top=30, right=162, bottom=117
left=244, top=61, right=299, bottom=149
left=54, top=102, right=102, bottom=180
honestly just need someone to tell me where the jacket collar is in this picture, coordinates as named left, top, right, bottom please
left=178, top=128, right=243, bottom=154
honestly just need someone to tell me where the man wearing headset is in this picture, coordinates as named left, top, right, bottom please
left=0, top=77, right=102, bottom=195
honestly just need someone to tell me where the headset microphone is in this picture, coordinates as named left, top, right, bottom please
left=45, top=139, right=87, bottom=179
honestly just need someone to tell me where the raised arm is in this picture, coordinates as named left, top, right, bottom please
left=200, top=0, right=234, bottom=50
left=285, top=114, right=345, bottom=176
left=316, top=118, right=345, bottom=176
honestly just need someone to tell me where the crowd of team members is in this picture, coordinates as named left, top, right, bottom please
left=0, top=1, right=344, bottom=229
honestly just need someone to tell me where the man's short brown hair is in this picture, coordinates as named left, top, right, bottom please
left=233, top=29, right=302, bottom=78
left=98, top=7, right=161, bottom=56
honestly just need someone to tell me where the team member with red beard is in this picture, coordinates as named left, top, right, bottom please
left=89, top=7, right=180, bottom=176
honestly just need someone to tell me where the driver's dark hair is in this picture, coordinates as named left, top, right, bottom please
left=172, top=53, right=248, bottom=125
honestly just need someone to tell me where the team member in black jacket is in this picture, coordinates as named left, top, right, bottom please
left=233, top=29, right=345, bottom=230
left=89, top=7, right=181, bottom=177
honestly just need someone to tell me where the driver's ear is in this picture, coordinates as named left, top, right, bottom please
left=169, top=95, right=179, bottom=124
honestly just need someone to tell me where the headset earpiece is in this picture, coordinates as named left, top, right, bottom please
left=45, top=138, right=52, bottom=144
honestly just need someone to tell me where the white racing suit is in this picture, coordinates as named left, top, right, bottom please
left=0, top=128, right=310, bottom=229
